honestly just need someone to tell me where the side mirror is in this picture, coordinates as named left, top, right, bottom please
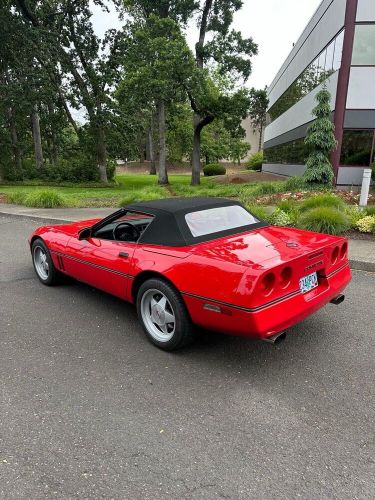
left=78, top=227, right=92, bottom=240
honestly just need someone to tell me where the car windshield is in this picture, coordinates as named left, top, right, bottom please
left=185, top=205, right=259, bottom=237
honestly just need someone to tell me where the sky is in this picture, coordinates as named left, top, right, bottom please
left=91, top=0, right=322, bottom=89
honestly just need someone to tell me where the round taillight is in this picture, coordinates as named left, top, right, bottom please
left=332, top=246, right=339, bottom=264
left=340, top=242, right=348, bottom=259
left=280, top=267, right=293, bottom=289
left=260, top=273, right=276, bottom=296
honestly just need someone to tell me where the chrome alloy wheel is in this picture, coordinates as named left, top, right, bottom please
left=33, top=246, right=49, bottom=280
left=140, top=289, right=176, bottom=342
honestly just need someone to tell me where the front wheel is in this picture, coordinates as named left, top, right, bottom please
left=32, top=239, right=60, bottom=286
left=137, top=278, right=195, bottom=351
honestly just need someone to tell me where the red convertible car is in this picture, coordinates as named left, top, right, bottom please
left=29, top=197, right=351, bottom=350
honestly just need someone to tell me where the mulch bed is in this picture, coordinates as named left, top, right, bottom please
left=343, top=230, right=375, bottom=242
left=214, top=171, right=282, bottom=184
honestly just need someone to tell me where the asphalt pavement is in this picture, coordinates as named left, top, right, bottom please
left=0, top=214, right=374, bottom=499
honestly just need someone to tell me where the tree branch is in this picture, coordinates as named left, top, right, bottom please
left=196, top=0, right=213, bottom=68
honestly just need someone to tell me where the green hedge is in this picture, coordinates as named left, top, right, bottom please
left=2, top=156, right=116, bottom=183
left=203, top=163, right=226, bottom=176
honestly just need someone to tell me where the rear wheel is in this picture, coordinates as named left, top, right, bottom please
left=137, top=278, right=195, bottom=351
left=32, top=239, right=60, bottom=286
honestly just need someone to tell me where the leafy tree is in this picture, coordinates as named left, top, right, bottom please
left=166, top=104, right=193, bottom=163
left=248, top=88, right=268, bottom=151
left=201, top=120, right=231, bottom=163
left=303, top=86, right=336, bottom=185
left=123, top=0, right=198, bottom=22
left=11, top=0, right=126, bottom=183
left=227, top=136, right=250, bottom=165
left=188, top=0, right=258, bottom=184
left=118, top=15, right=195, bottom=184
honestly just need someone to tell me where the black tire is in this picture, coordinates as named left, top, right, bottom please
left=31, top=239, right=61, bottom=286
left=136, top=278, right=195, bottom=351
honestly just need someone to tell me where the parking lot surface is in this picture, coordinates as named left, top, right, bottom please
left=0, top=214, right=374, bottom=499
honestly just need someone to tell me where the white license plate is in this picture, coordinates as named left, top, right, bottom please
left=299, top=272, right=318, bottom=294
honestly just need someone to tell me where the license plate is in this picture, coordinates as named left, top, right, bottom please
left=299, top=272, right=318, bottom=294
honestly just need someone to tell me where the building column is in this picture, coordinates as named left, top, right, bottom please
left=332, top=0, right=358, bottom=184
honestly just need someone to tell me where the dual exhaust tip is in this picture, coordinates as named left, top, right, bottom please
left=330, top=294, right=345, bottom=305
left=264, top=294, right=345, bottom=345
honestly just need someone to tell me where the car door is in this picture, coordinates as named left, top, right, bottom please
left=64, top=235, right=136, bottom=300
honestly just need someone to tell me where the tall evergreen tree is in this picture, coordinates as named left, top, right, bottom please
left=303, top=86, right=336, bottom=185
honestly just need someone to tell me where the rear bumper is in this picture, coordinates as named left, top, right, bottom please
left=183, top=263, right=352, bottom=340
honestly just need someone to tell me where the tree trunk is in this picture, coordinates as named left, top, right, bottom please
left=96, top=126, right=108, bottom=183
left=7, top=107, right=22, bottom=176
left=148, top=125, right=156, bottom=175
left=47, top=102, right=58, bottom=165
left=191, top=113, right=202, bottom=185
left=258, top=123, right=263, bottom=152
left=190, top=0, right=214, bottom=185
left=31, top=104, right=43, bottom=170
left=157, top=101, right=168, bottom=185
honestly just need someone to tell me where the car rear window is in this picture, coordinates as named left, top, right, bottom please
left=185, top=205, right=259, bottom=237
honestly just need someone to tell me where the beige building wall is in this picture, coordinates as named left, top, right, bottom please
left=242, top=117, right=262, bottom=158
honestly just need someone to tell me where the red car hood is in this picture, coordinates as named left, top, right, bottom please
left=49, top=218, right=101, bottom=236
left=190, top=226, right=343, bottom=267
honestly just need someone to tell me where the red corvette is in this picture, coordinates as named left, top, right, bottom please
left=29, top=197, right=351, bottom=350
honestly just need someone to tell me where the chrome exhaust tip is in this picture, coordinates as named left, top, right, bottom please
left=330, top=294, right=345, bottom=305
left=264, top=331, right=286, bottom=345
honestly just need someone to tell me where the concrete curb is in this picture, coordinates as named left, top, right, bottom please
left=349, top=260, right=375, bottom=273
left=1, top=207, right=374, bottom=273
left=0, top=211, right=72, bottom=225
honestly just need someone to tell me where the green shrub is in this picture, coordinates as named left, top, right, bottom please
left=23, top=190, right=66, bottom=208
left=245, top=151, right=263, bottom=171
left=252, top=182, right=281, bottom=196
left=283, top=176, right=307, bottom=192
left=203, top=163, right=226, bottom=176
left=356, top=215, right=375, bottom=233
left=365, top=205, right=375, bottom=216
left=3, top=155, right=116, bottom=183
left=346, top=206, right=364, bottom=227
left=298, top=207, right=350, bottom=235
left=300, top=193, right=345, bottom=212
left=270, top=208, right=292, bottom=226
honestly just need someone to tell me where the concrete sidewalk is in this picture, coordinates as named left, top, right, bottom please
left=0, top=203, right=374, bottom=272
left=0, top=203, right=113, bottom=222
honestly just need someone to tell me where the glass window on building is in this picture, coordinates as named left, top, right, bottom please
left=340, top=130, right=374, bottom=166
left=352, top=25, right=375, bottom=65
left=332, top=30, right=344, bottom=71
left=316, top=50, right=327, bottom=84
left=325, top=38, right=335, bottom=73
left=268, top=30, right=344, bottom=123
left=264, top=137, right=307, bottom=165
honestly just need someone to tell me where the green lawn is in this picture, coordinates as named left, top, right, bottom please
left=0, top=174, right=263, bottom=208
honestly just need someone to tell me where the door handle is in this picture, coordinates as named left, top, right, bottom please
left=119, top=252, right=129, bottom=258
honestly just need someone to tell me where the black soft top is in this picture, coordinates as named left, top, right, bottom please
left=123, top=197, right=267, bottom=247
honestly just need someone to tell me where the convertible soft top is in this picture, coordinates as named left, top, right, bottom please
left=124, top=197, right=268, bottom=247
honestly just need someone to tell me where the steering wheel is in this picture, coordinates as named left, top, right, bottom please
left=113, top=222, right=141, bottom=242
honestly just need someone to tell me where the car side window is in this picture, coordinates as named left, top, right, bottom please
left=93, top=212, right=154, bottom=242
